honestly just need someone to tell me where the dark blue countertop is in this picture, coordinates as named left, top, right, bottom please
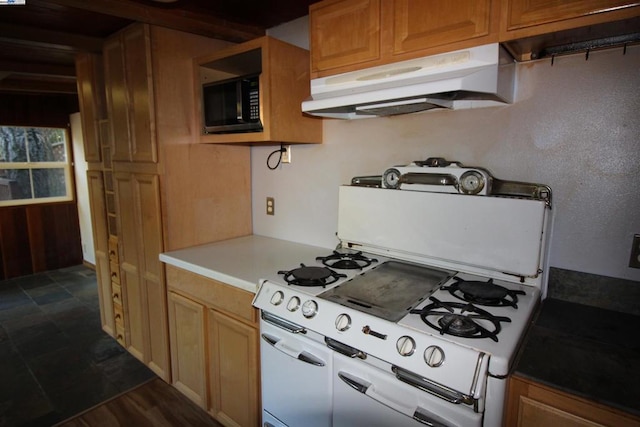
left=514, top=298, right=640, bottom=417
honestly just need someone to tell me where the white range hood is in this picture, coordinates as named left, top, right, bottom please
left=302, top=43, right=516, bottom=119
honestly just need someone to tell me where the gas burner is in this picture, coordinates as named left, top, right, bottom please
left=441, top=277, right=525, bottom=308
left=278, top=264, right=347, bottom=288
left=316, top=251, right=378, bottom=270
left=410, top=297, right=511, bottom=342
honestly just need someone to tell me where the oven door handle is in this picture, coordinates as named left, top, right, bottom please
left=261, top=311, right=307, bottom=334
left=261, top=333, right=326, bottom=367
left=338, top=371, right=450, bottom=427
left=392, top=366, right=474, bottom=405
left=325, top=337, right=367, bottom=360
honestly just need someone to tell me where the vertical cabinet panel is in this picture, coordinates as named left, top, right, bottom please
left=113, top=171, right=146, bottom=361
left=104, top=37, right=131, bottom=163
left=122, top=25, right=157, bottom=163
left=168, top=291, right=207, bottom=408
left=136, top=174, right=168, bottom=378
left=208, top=310, right=260, bottom=427
left=104, top=25, right=156, bottom=164
left=113, top=171, right=168, bottom=379
left=75, top=53, right=103, bottom=162
left=87, top=171, right=114, bottom=336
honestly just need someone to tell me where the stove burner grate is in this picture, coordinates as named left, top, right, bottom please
left=316, top=251, right=378, bottom=270
left=278, top=264, right=346, bottom=288
left=411, top=297, right=511, bottom=342
left=441, top=277, right=525, bottom=308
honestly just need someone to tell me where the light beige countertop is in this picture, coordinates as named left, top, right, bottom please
left=159, top=235, right=332, bottom=293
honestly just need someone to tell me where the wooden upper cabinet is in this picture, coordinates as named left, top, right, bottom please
left=104, top=24, right=157, bottom=163
left=75, top=53, right=106, bottom=163
left=310, top=0, right=382, bottom=74
left=310, top=0, right=500, bottom=78
left=392, top=0, right=495, bottom=55
left=501, top=0, right=640, bottom=40
left=195, top=36, right=321, bottom=145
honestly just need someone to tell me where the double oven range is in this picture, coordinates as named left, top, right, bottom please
left=253, top=167, right=552, bottom=427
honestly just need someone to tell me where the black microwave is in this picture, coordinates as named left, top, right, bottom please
left=202, top=74, right=262, bottom=134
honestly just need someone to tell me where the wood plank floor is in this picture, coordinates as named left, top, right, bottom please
left=56, top=378, right=224, bottom=427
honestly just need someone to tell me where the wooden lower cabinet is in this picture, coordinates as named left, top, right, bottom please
left=208, top=310, right=260, bottom=427
left=115, top=171, right=170, bottom=380
left=166, top=265, right=260, bottom=427
left=505, top=375, right=640, bottom=427
left=168, top=291, right=207, bottom=407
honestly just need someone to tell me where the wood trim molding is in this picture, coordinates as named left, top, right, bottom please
left=40, top=0, right=265, bottom=42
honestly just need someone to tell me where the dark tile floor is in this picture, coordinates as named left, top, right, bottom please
left=0, top=265, right=156, bottom=427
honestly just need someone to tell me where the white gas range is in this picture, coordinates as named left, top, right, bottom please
left=253, top=163, right=552, bottom=427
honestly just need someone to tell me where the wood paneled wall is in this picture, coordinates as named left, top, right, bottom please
left=0, top=203, right=83, bottom=279
left=0, top=92, right=79, bottom=128
left=0, top=93, right=83, bottom=280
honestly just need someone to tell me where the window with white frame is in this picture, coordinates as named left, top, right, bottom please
left=0, top=126, right=73, bottom=206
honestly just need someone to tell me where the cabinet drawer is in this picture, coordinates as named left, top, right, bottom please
left=109, top=262, right=120, bottom=284
left=166, top=265, right=257, bottom=324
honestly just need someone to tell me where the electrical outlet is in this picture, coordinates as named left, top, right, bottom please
left=629, top=234, right=640, bottom=269
left=266, top=197, right=275, bottom=216
left=281, top=145, right=291, bottom=163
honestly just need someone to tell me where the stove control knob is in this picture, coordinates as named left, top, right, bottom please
left=302, top=300, right=318, bottom=318
left=396, top=336, right=416, bottom=357
left=424, top=346, right=445, bottom=367
left=335, top=314, right=351, bottom=331
left=270, top=291, right=284, bottom=306
left=287, top=296, right=300, bottom=312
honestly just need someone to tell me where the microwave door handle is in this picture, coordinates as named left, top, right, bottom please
left=235, top=81, right=244, bottom=122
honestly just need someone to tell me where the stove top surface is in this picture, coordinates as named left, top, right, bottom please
left=260, top=249, right=540, bottom=356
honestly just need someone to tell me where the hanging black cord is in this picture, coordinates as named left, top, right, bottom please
left=267, top=145, right=287, bottom=170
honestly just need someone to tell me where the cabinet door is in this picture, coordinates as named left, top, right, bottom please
left=104, top=36, right=131, bottom=162
left=507, top=376, right=640, bottom=427
left=391, top=0, right=494, bottom=55
left=75, top=53, right=102, bottom=162
left=208, top=310, right=260, bottom=427
left=86, top=171, right=114, bottom=336
left=505, top=0, right=638, bottom=31
left=137, top=173, right=169, bottom=379
left=114, top=171, right=146, bottom=360
left=104, top=24, right=157, bottom=164
left=114, top=171, right=169, bottom=380
left=122, top=25, right=157, bottom=163
left=168, top=291, right=207, bottom=408
left=310, top=0, right=381, bottom=75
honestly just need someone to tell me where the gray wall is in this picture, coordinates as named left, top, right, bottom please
left=255, top=18, right=640, bottom=282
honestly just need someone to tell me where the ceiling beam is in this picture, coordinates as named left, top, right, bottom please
left=0, top=60, right=76, bottom=77
left=0, top=23, right=103, bottom=52
left=0, top=77, right=77, bottom=94
left=39, top=0, right=265, bottom=42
